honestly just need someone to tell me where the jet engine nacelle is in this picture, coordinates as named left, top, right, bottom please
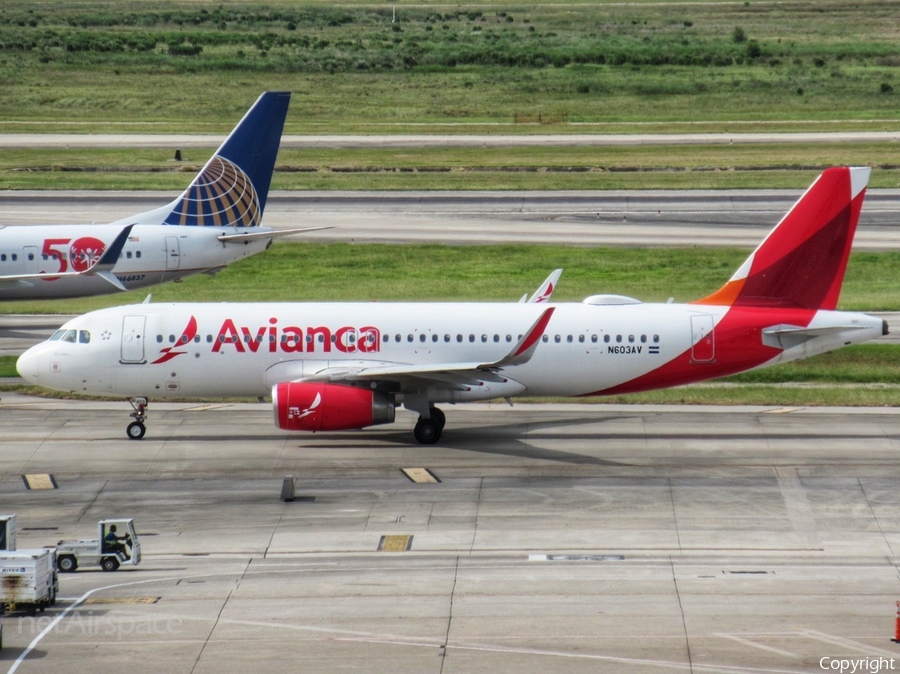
left=272, top=382, right=395, bottom=432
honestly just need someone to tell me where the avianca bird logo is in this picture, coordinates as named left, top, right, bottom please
left=533, top=282, right=554, bottom=303
left=151, top=316, right=198, bottom=364
left=288, top=392, right=321, bottom=422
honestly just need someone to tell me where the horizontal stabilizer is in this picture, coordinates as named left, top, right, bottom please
left=761, top=323, right=868, bottom=350
left=217, top=226, right=333, bottom=244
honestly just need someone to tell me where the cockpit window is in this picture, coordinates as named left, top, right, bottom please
left=78, top=330, right=90, bottom=344
left=49, top=329, right=65, bottom=341
left=61, top=330, right=77, bottom=343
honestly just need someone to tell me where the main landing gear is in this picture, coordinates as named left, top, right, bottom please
left=126, top=397, right=148, bottom=440
left=414, top=407, right=445, bottom=445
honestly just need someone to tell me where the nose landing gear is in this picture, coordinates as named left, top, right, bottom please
left=126, top=397, right=148, bottom=440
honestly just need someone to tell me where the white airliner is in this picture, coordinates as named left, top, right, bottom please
left=17, top=167, right=886, bottom=444
left=0, top=91, right=317, bottom=300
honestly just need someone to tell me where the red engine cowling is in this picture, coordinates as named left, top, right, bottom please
left=273, top=382, right=395, bottom=432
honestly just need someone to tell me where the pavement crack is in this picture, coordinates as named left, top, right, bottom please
left=189, top=561, right=248, bottom=674
left=670, top=557, right=694, bottom=674
left=858, top=477, right=894, bottom=556
left=440, top=555, right=461, bottom=674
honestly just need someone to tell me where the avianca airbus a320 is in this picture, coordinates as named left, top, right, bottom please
left=17, top=167, right=886, bottom=444
left=0, top=91, right=321, bottom=301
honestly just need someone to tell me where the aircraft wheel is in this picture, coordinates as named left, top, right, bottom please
left=414, top=417, right=442, bottom=445
left=126, top=422, right=146, bottom=440
left=101, top=557, right=120, bottom=572
left=57, top=556, right=77, bottom=573
left=428, top=407, right=446, bottom=431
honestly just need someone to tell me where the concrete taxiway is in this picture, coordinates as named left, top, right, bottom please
left=1, top=131, right=900, bottom=149
left=0, top=395, right=899, bottom=673
left=2, top=189, right=900, bottom=249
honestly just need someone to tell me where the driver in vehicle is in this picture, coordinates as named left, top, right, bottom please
left=103, top=524, right=131, bottom=559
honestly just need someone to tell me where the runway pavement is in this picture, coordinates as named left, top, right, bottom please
left=2, top=188, right=900, bottom=249
left=1, top=131, right=900, bottom=149
left=0, top=396, right=899, bottom=673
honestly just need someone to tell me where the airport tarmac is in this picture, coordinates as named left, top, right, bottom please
left=1, top=394, right=899, bottom=673
left=2, top=189, right=900, bottom=249
left=1, top=131, right=900, bottom=149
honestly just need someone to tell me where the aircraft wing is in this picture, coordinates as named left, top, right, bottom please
left=217, top=226, right=332, bottom=243
left=300, top=308, right=555, bottom=388
left=524, top=269, right=563, bottom=304
left=0, top=225, right=133, bottom=291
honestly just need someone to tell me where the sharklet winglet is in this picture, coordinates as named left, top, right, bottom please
left=480, top=307, right=555, bottom=369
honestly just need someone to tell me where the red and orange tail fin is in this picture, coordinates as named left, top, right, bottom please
left=694, top=166, right=869, bottom=310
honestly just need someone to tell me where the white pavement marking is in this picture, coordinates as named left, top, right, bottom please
left=714, top=634, right=800, bottom=659
left=6, top=574, right=186, bottom=674
left=797, top=629, right=899, bottom=658
left=333, top=635, right=808, bottom=674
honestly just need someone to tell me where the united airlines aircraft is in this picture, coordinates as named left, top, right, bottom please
left=17, top=167, right=885, bottom=443
left=0, top=91, right=317, bottom=300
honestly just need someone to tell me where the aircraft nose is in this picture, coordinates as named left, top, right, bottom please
left=16, top=346, right=40, bottom=383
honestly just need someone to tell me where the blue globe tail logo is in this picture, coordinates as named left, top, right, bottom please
left=164, top=156, right=261, bottom=228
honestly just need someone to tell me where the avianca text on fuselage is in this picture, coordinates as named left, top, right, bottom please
left=210, top=318, right=381, bottom=355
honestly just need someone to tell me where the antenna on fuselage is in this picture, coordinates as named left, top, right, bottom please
left=142, top=294, right=152, bottom=304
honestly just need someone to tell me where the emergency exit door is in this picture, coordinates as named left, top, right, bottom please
left=165, top=236, right=180, bottom=270
left=120, top=315, right=146, bottom=363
